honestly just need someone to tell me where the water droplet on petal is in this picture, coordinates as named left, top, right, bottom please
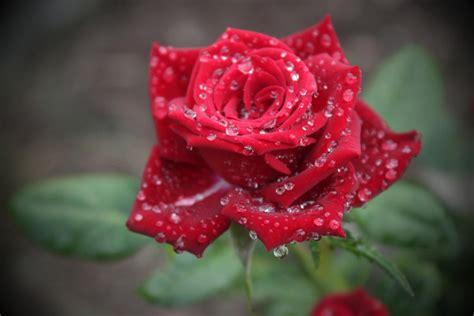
left=226, top=124, right=239, bottom=136
left=220, top=196, right=229, bottom=206
left=238, top=60, right=254, bottom=75
left=345, top=72, right=357, bottom=84
left=385, top=169, right=397, bottom=180
left=230, top=80, right=240, bottom=91
left=198, top=234, right=209, bottom=244
left=285, top=61, right=295, bottom=71
left=249, top=231, right=258, bottom=240
left=243, top=145, right=254, bottom=156
left=284, top=182, right=295, bottom=191
left=291, top=71, right=300, bottom=81
left=134, top=213, right=143, bottom=221
left=275, top=187, right=286, bottom=195
left=207, top=132, right=217, bottom=141
left=314, top=218, right=324, bottom=226
left=169, top=213, right=182, bottom=224
left=184, top=108, right=197, bottom=119
left=273, top=245, right=289, bottom=259
left=385, top=158, right=399, bottom=169
left=342, top=89, right=354, bottom=102
left=382, top=139, right=398, bottom=151
left=320, top=34, right=332, bottom=47
left=329, top=219, right=340, bottom=230
left=357, top=188, right=372, bottom=202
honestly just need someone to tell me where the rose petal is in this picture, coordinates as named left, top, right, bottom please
left=150, top=44, right=203, bottom=164
left=311, top=288, right=389, bottom=316
left=261, top=112, right=361, bottom=208
left=282, top=15, right=348, bottom=63
left=352, top=99, right=421, bottom=206
left=222, top=164, right=358, bottom=250
left=126, top=146, right=231, bottom=257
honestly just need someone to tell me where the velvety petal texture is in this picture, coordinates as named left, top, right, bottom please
left=126, top=146, right=231, bottom=256
left=310, top=288, right=389, bottom=316
left=127, top=16, right=421, bottom=256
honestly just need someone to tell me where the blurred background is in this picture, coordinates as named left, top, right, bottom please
left=1, top=0, right=473, bottom=315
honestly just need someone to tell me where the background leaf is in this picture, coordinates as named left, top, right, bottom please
left=369, top=258, right=442, bottom=316
left=329, top=232, right=413, bottom=296
left=9, top=174, right=147, bottom=260
left=364, top=45, right=472, bottom=172
left=139, top=242, right=241, bottom=306
left=351, top=181, right=458, bottom=256
left=251, top=248, right=319, bottom=316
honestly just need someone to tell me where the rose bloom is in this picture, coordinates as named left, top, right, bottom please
left=310, top=288, right=389, bottom=316
left=127, top=16, right=420, bottom=256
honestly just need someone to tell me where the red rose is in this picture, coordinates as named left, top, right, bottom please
left=310, top=288, right=389, bottom=316
left=126, top=16, right=421, bottom=256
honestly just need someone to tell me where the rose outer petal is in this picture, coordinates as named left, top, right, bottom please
left=282, top=15, right=348, bottom=63
left=352, top=99, right=421, bottom=206
left=311, top=288, right=389, bottom=316
left=150, top=44, right=203, bottom=164
left=222, top=164, right=358, bottom=250
left=126, top=145, right=231, bottom=257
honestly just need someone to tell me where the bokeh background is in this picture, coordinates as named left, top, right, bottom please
left=1, top=0, right=473, bottom=315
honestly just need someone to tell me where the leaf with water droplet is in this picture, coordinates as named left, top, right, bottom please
left=329, top=230, right=414, bottom=297
left=9, top=174, right=147, bottom=260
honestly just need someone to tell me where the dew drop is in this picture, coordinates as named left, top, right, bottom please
left=226, top=125, right=239, bottom=136
left=273, top=245, right=289, bottom=259
left=238, top=60, right=254, bottom=75
left=230, top=80, right=240, bottom=91
left=275, top=187, right=286, bottom=195
left=357, top=188, right=372, bottom=202
left=385, top=158, right=399, bottom=169
left=329, top=219, right=340, bottom=230
left=134, top=213, right=143, bottom=221
left=249, top=230, right=258, bottom=240
left=220, top=196, right=229, bottom=206
left=382, top=139, right=398, bottom=151
left=314, top=217, right=324, bottom=227
left=284, top=182, right=295, bottom=191
left=137, top=190, right=146, bottom=201
left=342, top=89, right=354, bottom=102
left=184, top=108, right=197, bottom=119
left=169, top=213, right=182, bottom=224
left=385, top=169, right=397, bottom=180
left=345, top=72, right=357, bottom=84
left=239, top=217, right=248, bottom=225
left=320, top=34, right=332, bottom=47
left=285, top=61, right=295, bottom=71
left=198, top=234, right=209, bottom=244
left=291, top=71, right=300, bottom=81
left=402, top=145, right=412, bottom=154
left=243, top=145, right=254, bottom=156
left=207, top=132, right=217, bottom=141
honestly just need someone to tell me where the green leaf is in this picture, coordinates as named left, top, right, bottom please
left=9, top=174, right=147, bottom=260
left=369, top=258, right=442, bottom=316
left=329, top=232, right=414, bottom=297
left=230, top=224, right=257, bottom=311
left=364, top=45, right=471, bottom=172
left=251, top=249, right=318, bottom=316
left=351, top=181, right=458, bottom=255
left=140, top=242, right=242, bottom=306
